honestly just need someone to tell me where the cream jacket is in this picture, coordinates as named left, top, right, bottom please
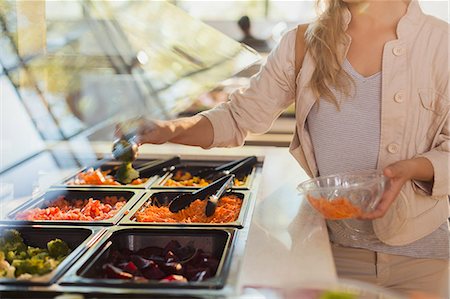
left=201, top=1, right=450, bottom=246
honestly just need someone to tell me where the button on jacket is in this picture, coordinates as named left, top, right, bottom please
left=201, top=1, right=450, bottom=246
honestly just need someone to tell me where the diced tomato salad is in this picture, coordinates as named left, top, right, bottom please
left=15, top=196, right=127, bottom=221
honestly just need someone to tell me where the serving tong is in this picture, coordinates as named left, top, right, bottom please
left=114, top=156, right=180, bottom=184
left=168, top=174, right=235, bottom=215
left=192, top=156, right=257, bottom=182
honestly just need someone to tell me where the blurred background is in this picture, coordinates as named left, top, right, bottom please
left=0, top=0, right=448, bottom=198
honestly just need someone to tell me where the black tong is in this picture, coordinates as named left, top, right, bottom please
left=195, top=156, right=257, bottom=181
left=168, top=174, right=235, bottom=215
left=135, top=156, right=180, bottom=174
left=114, top=156, right=180, bottom=184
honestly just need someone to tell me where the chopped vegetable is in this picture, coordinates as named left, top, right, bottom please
left=15, top=196, right=127, bottom=221
left=164, top=170, right=246, bottom=187
left=307, top=195, right=362, bottom=220
left=319, top=290, right=357, bottom=299
left=101, top=241, right=218, bottom=283
left=47, top=239, right=70, bottom=259
left=67, top=167, right=147, bottom=186
left=135, top=194, right=242, bottom=223
left=115, top=162, right=139, bottom=184
left=0, top=229, right=71, bottom=279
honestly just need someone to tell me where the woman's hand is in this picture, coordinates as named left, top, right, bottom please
left=115, top=115, right=214, bottom=148
left=360, top=158, right=434, bottom=220
left=115, top=117, right=174, bottom=145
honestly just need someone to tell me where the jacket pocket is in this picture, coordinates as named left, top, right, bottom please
left=415, top=89, right=450, bottom=151
left=418, top=88, right=449, bottom=115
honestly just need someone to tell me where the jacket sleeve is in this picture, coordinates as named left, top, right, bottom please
left=200, top=29, right=297, bottom=148
left=416, top=98, right=450, bottom=197
left=415, top=33, right=450, bottom=197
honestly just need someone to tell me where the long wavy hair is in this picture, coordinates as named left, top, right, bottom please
left=305, top=0, right=353, bottom=108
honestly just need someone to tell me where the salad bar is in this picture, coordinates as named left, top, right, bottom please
left=0, top=155, right=262, bottom=298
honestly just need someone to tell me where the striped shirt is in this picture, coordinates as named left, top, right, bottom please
left=306, top=59, right=449, bottom=259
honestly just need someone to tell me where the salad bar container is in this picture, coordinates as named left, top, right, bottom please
left=3, top=188, right=144, bottom=226
left=0, top=155, right=261, bottom=298
left=57, top=158, right=178, bottom=189
left=61, top=227, right=235, bottom=290
left=119, top=190, right=251, bottom=228
left=152, top=158, right=258, bottom=190
left=0, top=225, right=105, bottom=286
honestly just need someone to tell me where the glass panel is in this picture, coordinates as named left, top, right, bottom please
left=268, top=1, right=316, bottom=22
left=86, top=0, right=260, bottom=116
left=176, top=0, right=266, bottom=20
left=1, top=0, right=259, bottom=145
left=0, top=75, right=46, bottom=172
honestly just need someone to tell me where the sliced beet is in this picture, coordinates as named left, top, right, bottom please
left=176, top=244, right=196, bottom=261
left=160, top=262, right=183, bottom=275
left=103, top=263, right=134, bottom=280
left=130, top=255, right=151, bottom=270
left=165, top=250, right=179, bottom=262
left=141, top=261, right=165, bottom=280
left=163, top=240, right=181, bottom=253
left=123, top=261, right=138, bottom=274
left=160, top=274, right=187, bottom=282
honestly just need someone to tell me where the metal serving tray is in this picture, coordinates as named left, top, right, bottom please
left=119, top=190, right=251, bottom=228
left=3, top=188, right=144, bottom=226
left=61, top=227, right=236, bottom=290
left=0, top=225, right=105, bottom=286
left=152, top=160, right=257, bottom=190
left=57, top=158, right=162, bottom=189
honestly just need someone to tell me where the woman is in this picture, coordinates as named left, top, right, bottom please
left=118, top=0, right=449, bottom=296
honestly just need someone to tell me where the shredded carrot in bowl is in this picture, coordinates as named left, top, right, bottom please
left=307, top=194, right=362, bottom=220
left=135, top=194, right=242, bottom=223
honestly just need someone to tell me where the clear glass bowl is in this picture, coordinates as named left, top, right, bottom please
left=297, top=170, right=388, bottom=220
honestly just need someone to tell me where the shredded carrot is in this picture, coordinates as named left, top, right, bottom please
left=135, top=195, right=242, bottom=223
left=307, top=194, right=362, bottom=220
left=15, top=196, right=127, bottom=221
left=66, top=168, right=148, bottom=186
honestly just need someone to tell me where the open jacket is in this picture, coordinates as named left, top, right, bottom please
left=201, top=1, right=450, bottom=246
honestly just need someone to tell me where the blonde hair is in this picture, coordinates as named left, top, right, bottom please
left=305, top=0, right=353, bottom=108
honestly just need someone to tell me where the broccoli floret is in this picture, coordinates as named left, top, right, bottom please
left=12, top=258, right=52, bottom=276
left=27, top=246, right=45, bottom=257
left=115, top=162, right=139, bottom=184
left=47, top=239, right=70, bottom=259
left=0, top=229, right=26, bottom=253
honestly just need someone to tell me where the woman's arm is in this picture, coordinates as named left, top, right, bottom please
left=129, top=115, right=214, bottom=149
left=121, top=27, right=305, bottom=149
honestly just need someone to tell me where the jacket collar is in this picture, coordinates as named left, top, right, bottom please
left=342, top=0, right=425, bottom=39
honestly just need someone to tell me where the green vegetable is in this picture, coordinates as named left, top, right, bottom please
left=115, top=162, right=139, bottom=184
left=12, top=259, right=53, bottom=277
left=0, top=229, right=26, bottom=253
left=47, top=239, right=70, bottom=259
left=0, top=230, right=71, bottom=278
left=319, top=290, right=357, bottom=299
